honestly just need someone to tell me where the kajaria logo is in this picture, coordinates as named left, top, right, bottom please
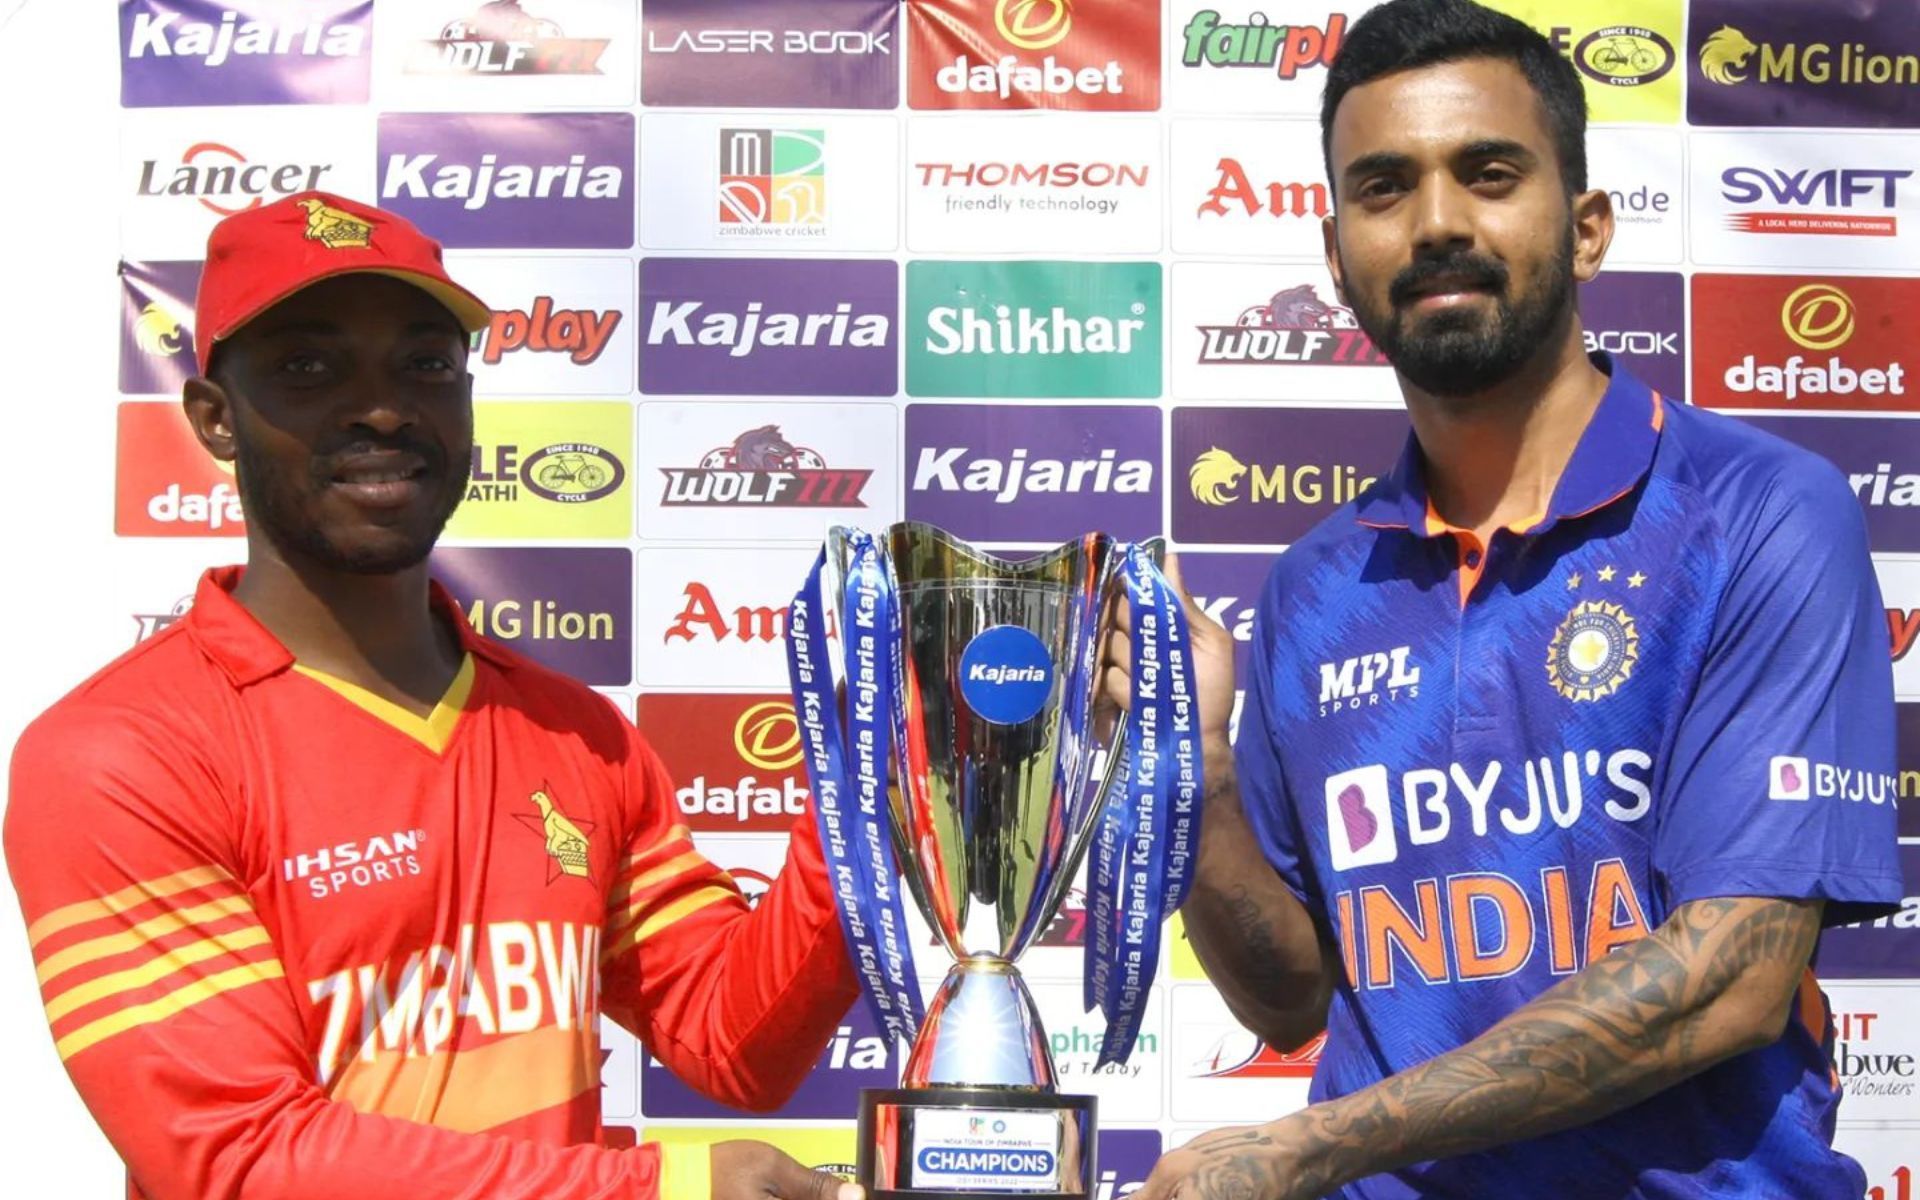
left=909, top=0, right=1161, bottom=111
left=116, top=401, right=244, bottom=537
left=126, top=2, right=367, bottom=69
left=1693, top=275, right=1916, bottom=412
left=121, top=0, right=372, bottom=107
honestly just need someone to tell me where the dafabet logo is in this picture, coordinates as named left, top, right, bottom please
left=637, top=694, right=810, bottom=833
left=909, top=0, right=1161, bottom=111
left=1693, top=275, right=1914, bottom=412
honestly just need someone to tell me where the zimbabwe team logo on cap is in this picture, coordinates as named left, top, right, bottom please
left=298, top=196, right=373, bottom=249
left=959, top=625, right=1054, bottom=725
left=1547, top=601, right=1640, bottom=702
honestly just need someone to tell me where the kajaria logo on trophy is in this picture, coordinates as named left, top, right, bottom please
left=909, top=0, right=1161, bottom=111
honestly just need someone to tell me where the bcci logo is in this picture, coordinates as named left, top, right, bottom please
left=1547, top=601, right=1640, bottom=702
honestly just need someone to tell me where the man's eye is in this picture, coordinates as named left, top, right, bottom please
left=280, top=355, right=327, bottom=375
left=1359, top=178, right=1405, bottom=199
left=1474, top=167, right=1518, bottom=186
left=412, top=354, right=455, bottom=372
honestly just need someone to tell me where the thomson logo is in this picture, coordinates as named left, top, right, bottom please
left=1318, top=647, right=1420, bottom=715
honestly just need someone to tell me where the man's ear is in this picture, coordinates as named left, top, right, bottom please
left=1571, top=186, right=1616, bottom=283
left=182, top=374, right=237, bottom=465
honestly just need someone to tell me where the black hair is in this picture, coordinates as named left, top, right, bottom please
left=1320, top=0, right=1588, bottom=197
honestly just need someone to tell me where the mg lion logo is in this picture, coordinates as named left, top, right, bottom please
left=1190, top=447, right=1248, bottom=506
left=134, top=302, right=187, bottom=356
left=1699, top=25, right=1758, bottom=85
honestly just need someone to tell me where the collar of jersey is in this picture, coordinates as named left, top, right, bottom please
left=1354, top=352, right=1666, bottom=538
left=185, top=564, right=518, bottom=689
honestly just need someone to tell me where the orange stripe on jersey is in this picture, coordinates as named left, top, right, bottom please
left=35, top=893, right=255, bottom=985
left=55, top=959, right=286, bottom=1061
left=44, top=924, right=276, bottom=1023
left=607, top=850, right=720, bottom=921
left=26, top=864, right=235, bottom=947
left=602, top=884, right=741, bottom=962
left=608, top=826, right=693, bottom=881
left=330, top=1025, right=597, bottom=1134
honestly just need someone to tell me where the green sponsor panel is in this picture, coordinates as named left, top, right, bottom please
left=906, top=260, right=1163, bottom=399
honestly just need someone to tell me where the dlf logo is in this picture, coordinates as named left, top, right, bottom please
left=1318, top=646, right=1420, bottom=715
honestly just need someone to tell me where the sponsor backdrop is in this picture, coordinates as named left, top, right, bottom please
left=23, top=0, right=1920, bottom=1185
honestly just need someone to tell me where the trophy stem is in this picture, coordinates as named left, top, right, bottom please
left=901, top=954, right=1059, bottom=1090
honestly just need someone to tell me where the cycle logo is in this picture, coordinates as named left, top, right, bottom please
left=1782, top=284, right=1856, bottom=351
left=521, top=443, right=625, bottom=503
left=1572, top=26, right=1675, bottom=87
left=735, top=700, right=803, bottom=771
left=996, top=0, right=1070, bottom=50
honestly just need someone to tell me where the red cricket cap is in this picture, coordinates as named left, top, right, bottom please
left=194, top=190, right=491, bottom=374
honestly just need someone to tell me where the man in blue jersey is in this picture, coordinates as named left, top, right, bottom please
left=1125, top=1, right=1907, bottom=1197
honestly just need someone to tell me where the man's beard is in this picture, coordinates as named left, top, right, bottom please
left=232, top=423, right=469, bottom=575
left=1345, top=226, right=1576, bottom=401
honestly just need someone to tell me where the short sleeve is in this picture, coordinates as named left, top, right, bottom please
left=1655, top=465, right=1906, bottom=928
left=1234, top=570, right=1322, bottom=917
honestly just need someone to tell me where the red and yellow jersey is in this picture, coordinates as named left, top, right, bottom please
left=5, top=567, right=856, bottom=1200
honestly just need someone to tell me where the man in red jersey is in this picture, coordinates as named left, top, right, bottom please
left=5, top=191, right=861, bottom=1200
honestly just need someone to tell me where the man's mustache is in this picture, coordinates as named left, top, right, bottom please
left=1389, top=254, right=1511, bottom=308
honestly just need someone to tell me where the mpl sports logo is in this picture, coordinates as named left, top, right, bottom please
left=116, top=401, right=243, bottom=537
left=905, top=260, right=1161, bottom=398
left=120, top=0, right=372, bottom=107
left=432, top=547, right=633, bottom=685
left=443, top=403, right=632, bottom=540
left=1690, top=132, right=1920, bottom=268
left=636, top=694, right=810, bottom=833
left=1172, top=406, right=1405, bottom=544
left=905, top=404, right=1161, bottom=544
left=407, top=1, right=610, bottom=76
left=906, top=116, right=1164, bottom=254
left=1578, top=271, right=1686, bottom=400
left=119, top=260, right=201, bottom=395
left=1173, top=118, right=1330, bottom=258
left=640, top=258, right=897, bottom=396
left=449, top=256, right=634, bottom=395
left=1689, top=2, right=1920, bottom=129
left=377, top=112, right=634, bottom=248
left=641, top=0, right=899, bottom=108
left=1169, top=3, right=1350, bottom=116
left=909, top=0, right=1161, bottom=111
left=637, top=546, right=831, bottom=688
left=1692, top=275, right=1915, bottom=413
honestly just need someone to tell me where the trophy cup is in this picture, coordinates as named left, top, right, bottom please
left=785, top=523, right=1202, bottom=1200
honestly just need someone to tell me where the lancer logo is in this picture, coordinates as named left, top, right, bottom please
left=1782, top=284, right=1856, bottom=350
left=135, top=142, right=332, bottom=216
left=1192, top=1029, right=1325, bottom=1078
left=995, top=0, right=1071, bottom=51
left=1699, top=25, right=1758, bottom=85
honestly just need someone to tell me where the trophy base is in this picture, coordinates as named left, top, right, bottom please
left=857, top=1087, right=1097, bottom=1200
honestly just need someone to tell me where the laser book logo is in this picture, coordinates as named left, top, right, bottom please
left=641, top=0, right=899, bottom=109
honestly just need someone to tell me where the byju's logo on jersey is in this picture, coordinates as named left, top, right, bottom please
left=121, top=0, right=372, bottom=107
left=1768, top=756, right=1898, bottom=805
left=1325, top=765, right=1398, bottom=871
left=1317, top=647, right=1420, bottom=717
left=377, top=112, right=634, bottom=248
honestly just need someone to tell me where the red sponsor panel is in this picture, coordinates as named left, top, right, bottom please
left=908, top=0, right=1160, bottom=111
left=115, top=400, right=245, bottom=537
left=1691, top=274, right=1917, bottom=412
left=635, top=693, right=811, bottom=833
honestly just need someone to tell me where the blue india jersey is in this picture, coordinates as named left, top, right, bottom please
left=1236, top=355, right=1907, bottom=1199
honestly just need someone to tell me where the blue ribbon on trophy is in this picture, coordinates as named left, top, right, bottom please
left=1083, top=545, right=1203, bottom=1070
left=786, top=530, right=925, bottom=1050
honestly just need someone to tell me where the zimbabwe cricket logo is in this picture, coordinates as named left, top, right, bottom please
left=1547, top=600, right=1639, bottom=702
left=514, top=785, right=596, bottom=883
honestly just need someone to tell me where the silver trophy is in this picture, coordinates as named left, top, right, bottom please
left=800, top=522, right=1173, bottom=1200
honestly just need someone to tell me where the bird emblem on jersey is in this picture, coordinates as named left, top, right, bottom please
left=1699, top=25, right=1757, bottom=85
left=514, top=786, right=596, bottom=883
left=1190, top=447, right=1249, bottom=506
left=1547, top=600, right=1640, bottom=701
left=298, top=198, right=374, bottom=249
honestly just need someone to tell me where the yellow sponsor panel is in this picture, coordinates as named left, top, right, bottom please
left=446, top=402, right=633, bottom=539
left=1171, top=911, right=1206, bottom=981
left=1479, top=0, right=1682, bottom=124
left=642, top=1125, right=860, bottom=1181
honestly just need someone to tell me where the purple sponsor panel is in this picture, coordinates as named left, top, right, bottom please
left=641, top=0, right=899, bottom=109
left=1737, top=416, right=1920, bottom=553
left=1178, top=551, right=1273, bottom=687
left=640, top=257, right=897, bottom=396
left=376, top=113, right=634, bottom=249
left=121, top=0, right=373, bottom=107
left=904, top=404, right=1162, bottom=544
left=120, top=260, right=201, bottom=395
left=1817, top=843, right=1919, bottom=979
left=1688, top=1, right=1920, bottom=129
left=1579, top=271, right=1686, bottom=400
left=640, top=1004, right=893, bottom=1118
left=1171, top=407, right=1409, bottom=545
left=1098, top=1129, right=1162, bottom=1197
left=430, top=547, right=632, bottom=685
left=1901, top=704, right=1920, bottom=839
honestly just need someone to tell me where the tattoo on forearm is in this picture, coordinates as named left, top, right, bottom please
left=1246, top=897, right=1821, bottom=1195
